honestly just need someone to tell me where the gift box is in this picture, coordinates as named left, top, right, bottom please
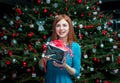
left=44, top=40, right=69, bottom=64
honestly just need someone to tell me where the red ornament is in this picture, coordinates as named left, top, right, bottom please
left=27, top=32, right=34, bottom=37
left=43, top=8, right=48, bottom=13
left=29, top=47, right=33, bottom=51
left=34, top=49, right=37, bottom=53
left=97, top=58, right=101, bottom=63
left=26, top=68, right=31, bottom=73
left=96, top=78, right=100, bottom=83
left=80, top=13, right=84, bottom=17
left=42, top=43, right=47, bottom=51
left=88, top=12, right=91, bottom=16
left=12, top=33, right=17, bottom=38
left=49, top=13, right=53, bottom=17
left=78, top=0, right=82, bottom=4
left=102, top=30, right=107, bottom=36
left=37, top=0, right=41, bottom=4
left=95, top=1, right=99, bottom=5
left=104, top=80, right=110, bottom=83
left=15, top=8, right=22, bottom=15
left=65, top=7, right=68, bottom=12
left=117, top=57, right=120, bottom=64
left=99, top=15, right=103, bottom=18
left=107, top=21, right=111, bottom=26
left=6, top=60, right=11, bottom=65
left=8, top=51, right=13, bottom=56
left=43, top=35, right=47, bottom=40
left=23, top=61, right=27, bottom=67
left=92, top=7, right=96, bottom=10
left=93, top=57, right=97, bottom=62
left=79, top=34, right=84, bottom=39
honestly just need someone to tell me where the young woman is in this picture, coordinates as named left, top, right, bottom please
left=39, top=14, right=81, bottom=83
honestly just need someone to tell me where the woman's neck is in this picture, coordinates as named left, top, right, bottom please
left=59, top=38, right=68, bottom=46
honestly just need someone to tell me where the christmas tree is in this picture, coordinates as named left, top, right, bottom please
left=0, top=0, right=120, bottom=83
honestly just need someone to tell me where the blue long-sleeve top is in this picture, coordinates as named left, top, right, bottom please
left=43, top=42, right=81, bottom=83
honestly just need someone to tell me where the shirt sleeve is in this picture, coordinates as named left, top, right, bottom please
left=72, top=42, right=81, bottom=77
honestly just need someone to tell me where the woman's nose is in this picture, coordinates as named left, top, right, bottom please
left=59, top=25, right=64, bottom=29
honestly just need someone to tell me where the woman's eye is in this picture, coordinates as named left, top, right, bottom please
left=63, top=24, right=67, bottom=27
left=56, top=24, right=60, bottom=27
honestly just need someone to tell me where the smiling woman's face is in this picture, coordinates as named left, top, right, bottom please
left=55, top=19, right=69, bottom=40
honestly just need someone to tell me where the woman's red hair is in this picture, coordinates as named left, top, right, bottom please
left=50, top=14, right=76, bottom=44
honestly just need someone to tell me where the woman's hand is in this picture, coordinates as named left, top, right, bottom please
left=53, top=57, right=76, bottom=75
left=53, top=57, right=66, bottom=68
left=39, top=56, right=51, bottom=67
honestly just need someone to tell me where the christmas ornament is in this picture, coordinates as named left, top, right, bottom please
left=84, top=31, right=88, bottom=36
left=29, top=23, right=34, bottom=28
left=97, top=26, right=102, bottom=31
left=36, top=20, right=45, bottom=31
left=96, top=7, right=100, bottom=11
left=86, top=6, right=89, bottom=10
left=72, top=21, right=77, bottom=26
left=79, top=24, right=83, bottom=28
left=78, top=0, right=82, bottom=4
left=74, top=12, right=77, bottom=15
left=8, top=50, right=13, bottom=56
left=27, top=32, right=34, bottom=37
left=24, top=7, right=28, bottom=11
left=26, top=68, right=31, bottom=73
left=22, top=61, right=27, bottom=67
left=0, top=62, right=6, bottom=68
left=15, top=7, right=22, bottom=15
left=18, top=26, right=23, bottom=32
left=117, top=57, right=120, bottom=64
left=83, top=54, right=88, bottom=59
left=24, top=49, right=29, bottom=55
left=99, top=0, right=102, bottom=4
left=93, top=16, right=96, bottom=20
left=3, top=15, right=7, bottom=19
left=53, top=3, right=58, bottom=8
left=35, top=40, right=40, bottom=46
left=46, top=0, right=50, bottom=4
left=43, top=8, right=48, bottom=13
left=32, top=73, right=36, bottom=78
left=3, top=35, right=8, bottom=40
left=9, top=20, right=14, bottom=26
left=34, top=57, right=37, bottom=61
left=37, top=0, right=41, bottom=4
left=6, top=60, right=11, bottom=65
left=113, top=45, right=117, bottom=49
left=92, top=48, right=96, bottom=53
left=93, top=11, right=98, bottom=15
left=90, top=67, right=94, bottom=71
left=102, top=30, right=107, bottom=36
left=65, top=7, right=68, bottom=12
left=11, top=39, right=17, bottom=45
left=12, top=58, right=17, bottom=63
left=2, top=27, right=6, bottom=30
left=77, top=74, right=81, bottom=79
left=43, top=35, right=47, bottom=40
left=108, top=38, right=113, bottom=42
left=106, top=56, right=110, bottom=61
left=15, top=16, right=20, bottom=20
left=100, top=43, right=104, bottom=48
left=42, top=43, right=47, bottom=51
left=4, top=49, right=8, bottom=55
left=118, top=33, right=120, bottom=38
left=12, top=72, right=17, bottom=78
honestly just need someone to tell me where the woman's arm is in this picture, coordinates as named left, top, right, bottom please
left=63, top=63, right=76, bottom=75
